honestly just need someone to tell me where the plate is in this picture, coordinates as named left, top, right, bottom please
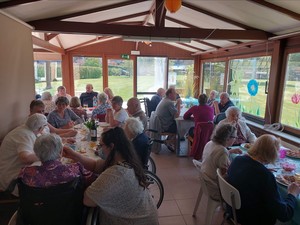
left=275, top=174, right=300, bottom=186
left=240, top=143, right=252, bottom=150
left=285, top=149, right=300, bottom=159
left=98, top=122, right=110, bottom=127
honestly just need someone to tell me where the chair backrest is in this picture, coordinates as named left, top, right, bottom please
left=192, top=160, right=212, bottom=197
left=216, top=168, right=241, bottom=224
left=190, top=122, right=214, bottom=160
left=96, top=113, right=106, bottom=122
left=17, top=177, right=84, bottom=225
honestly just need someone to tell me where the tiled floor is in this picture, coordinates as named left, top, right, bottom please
left=153, top=141, right=224, bottom=225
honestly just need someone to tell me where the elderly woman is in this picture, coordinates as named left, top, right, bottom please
left=227, top=134, right=300, bottom=225
left=92, top=92, right=111, bottom=120
left=52, top=86, right=72, bottom=102
left=47, top=96, right=82, bottom=129
left=124, top=117, right=150, bottom=169
left=200, top=123, right=242, bottom=201
left=183, top=93, right=214, bottom=137
left=218, top=106, right=256, bottom=145
left=103, top=87, right=114, bottom=104
left=41, top=91, right=56, bottom=115
left=63, top=127, right=159, bottom=225
left=19, top=133, right=96, bottom=188
left=70, top=96, right=87, bottom=120
left=105, top=96, right=128, bottom=127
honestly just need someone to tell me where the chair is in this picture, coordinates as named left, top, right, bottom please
left=192, top=160, right=221, bottom=225
left=16, top=177, right=84, bottom=225
left=189, top=122, right=214, bottom=160
left=85, top=207, right=100, bottom=225
left=216, top=168, right=241, bottom=225
left=96, top=113, right=106, bottom=122
left=148, top=111, right=177, bottom=153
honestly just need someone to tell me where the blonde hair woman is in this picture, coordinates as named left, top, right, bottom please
left=227, top=134, right=300, bottom=225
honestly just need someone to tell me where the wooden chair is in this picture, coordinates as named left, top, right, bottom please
left=217, top=168, right=241, bottom=225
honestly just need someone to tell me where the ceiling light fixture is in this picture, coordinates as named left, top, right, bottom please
left=165, top=0, right=182, bottom=13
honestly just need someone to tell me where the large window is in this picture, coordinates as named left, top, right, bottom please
left=136, top=57, right=167, bottom=98
left=34, top=60, right=63, bottom=96
left=202, top=61, right=226, bottom=96
left=281, top=52, right=300, bottom=129
left=73, top=56, right=103, bottom=97
left=107, top=59, right=133, bottom=101
left=228, top=56, right=271, bottom=118
left=168, top=59, right=194, bottom=98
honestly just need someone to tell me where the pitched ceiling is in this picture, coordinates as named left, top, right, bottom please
left=1, top=0, right=300, bottom=55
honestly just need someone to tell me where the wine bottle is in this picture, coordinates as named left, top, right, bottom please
left=90, top=119, right=97, bottom=142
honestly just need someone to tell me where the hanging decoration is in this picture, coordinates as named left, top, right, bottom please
left=247, top=79, right=259, bottom=96
left=165, top=0, right=182, bottom=13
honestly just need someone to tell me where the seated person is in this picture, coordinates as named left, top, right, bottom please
left=156, top=87, right=181, bottom=133
left=70, top=96, right=87, bottom=121
left=127, top=97, right=148, bottom=130
left=227, top=134, right=300, bottom=225
left=183, top=93, right=214, bottom=137
left=207, top=90, right=218, bottom=107
left=80, top=84, right=98, bottom=107
left=52, top=85, right=72, bottom=102
left=213, top=92, right=235, bottom=124
left=0, top=114, right=48, bottom=196
left=149, top=88, right=165, bottom=115
left=218, top=106, right=256, bottom=145
left=92, top=92, right=111, bottom=119
left=103, top=87, right=114, bottom=105
left=200, top=123, right=242, bottom=201
left=29, top=100, right=77, bottom=137
left=63, top=127, right=158, bottom=224
left=19, top=133, right=96, bottom=188
left=105, top=96, right=128, bottom=127
left=48, top=97, right=83, bottom=129
left=41, top=91, right=56, bottom=115
left=124, top=117, right=150, bottom=169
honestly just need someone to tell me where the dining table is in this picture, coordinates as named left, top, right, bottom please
left=230, top=145, right=300, bottom=225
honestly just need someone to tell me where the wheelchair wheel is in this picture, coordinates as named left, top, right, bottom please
left=145, top=171, right=164, bottom=209
left=147, top=156, right=156, bottom=174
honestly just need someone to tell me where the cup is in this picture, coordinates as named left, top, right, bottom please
left=279, top=148, right=286, bottom=159
left=83, top=104, right=88, bottom=109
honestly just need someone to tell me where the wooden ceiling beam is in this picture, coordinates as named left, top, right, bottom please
left=97, top=11, right=149, bottom=24
left=0, top=0, right=40, bottom=8
left=177, top=43, right=205, bottom=52
left=154, top=0, right=166, bottom=28
left=45, top=33, right=58, bottom=41
left=28, top=20, right=270, bottom=40
left=32, top=36, right=65, bottom=54
left=247, top=0, right=300, bottom=21
left=143, top=1, right=156, bottom=26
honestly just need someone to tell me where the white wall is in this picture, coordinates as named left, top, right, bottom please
left=0, top=11, right=35, bottom=141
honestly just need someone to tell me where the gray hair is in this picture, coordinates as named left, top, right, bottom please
left=220, top=92, right=230, bottom=99
left=212, top=123, right=236, bottom=145
left=34, top=133, right=62, bottom=162
left=26, top=113, right=48, bottom=132
left=55, top=96, right=69, bottom=105
left=124, top=117, right=144, bottom=137
left=225, top=106, right=242, bottom=119
left=41, top=91, right=52, bottom=101
left=98, top=92, right=108, bottom=104
left=57, top=86, right=66, bottom=91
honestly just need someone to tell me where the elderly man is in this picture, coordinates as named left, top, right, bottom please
left=156, top=87, right=181, bottom=133
left=207, top=90, right=218, bottom=107
left=0, top=114, right=47, bottom=196
left=29, top=100, right=77, bottom=137
left=79, top=84, right=98, bottom=107
left=149, top=88, right=165, bottom=113
left=127, top=97, right=148, bottom=130
left=213, top=92, right=234, bottom=124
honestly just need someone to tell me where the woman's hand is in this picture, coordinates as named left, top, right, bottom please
left=287, top=183, right=300, bottom=197
left=62, top=145, right=79, bottom=161
left=229, top=148, right=243, bottom=154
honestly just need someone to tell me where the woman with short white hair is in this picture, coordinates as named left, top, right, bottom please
left=218, top=106, right=256, bottom=145
left=124, top=117, right=150, bottom=169
left=41, top=91, right=56, bottom=115
left=92, top=92, right=111, bottom=120
left=19, top=133, right=96, bottom=188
